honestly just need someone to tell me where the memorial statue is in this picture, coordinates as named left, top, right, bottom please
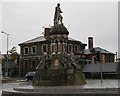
left=54, top=3, right=63, bottom=25
left=32, top=3, right=86, bottom=86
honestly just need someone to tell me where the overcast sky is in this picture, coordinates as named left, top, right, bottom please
left=0, top=1, right=118, bottom=55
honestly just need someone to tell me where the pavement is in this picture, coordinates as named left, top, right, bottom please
left=1, top=79, right=120, bottom=96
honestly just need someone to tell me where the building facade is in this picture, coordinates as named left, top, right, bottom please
left=18, top=4, right=115, bottom=77
left=18, top=27, right=87, bottom=76
left=83, top=37, right=115, bottom=64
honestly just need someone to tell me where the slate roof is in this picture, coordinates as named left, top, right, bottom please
left=19, top=36, right=86, bottom=45
left=19, top=36, right=46, bottom=45
left=94, top=47, right=115, bottom=54
left=84, top=47, right=115, bottom=55
left=82, top=62, right=118, bottom=73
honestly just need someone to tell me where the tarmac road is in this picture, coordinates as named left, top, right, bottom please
left=0, top=78, right=30, bottom=96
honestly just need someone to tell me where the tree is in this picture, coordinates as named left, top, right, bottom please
left=9, top=46, right=19, bottom=61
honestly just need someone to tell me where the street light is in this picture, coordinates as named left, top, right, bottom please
left=1, top=31, right=10, bottom=77
left=99, top=49, right=103, bottom=83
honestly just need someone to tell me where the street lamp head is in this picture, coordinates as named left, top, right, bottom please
left=1, top=31, right=9, bottom=35
left=1, top=31, right=4, bottom=33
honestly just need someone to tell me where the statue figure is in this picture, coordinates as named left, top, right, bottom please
left=54, top=3, right=63, bottom=25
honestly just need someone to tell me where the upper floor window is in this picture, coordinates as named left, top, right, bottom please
left=74, top=45, right=78, bottom=53
left=24, top=47, right=29, bottom=55
left=68, top=44, right=72, bottom=53
left=42, top=44, right=47, bottom=53
left=31, top=46, right=36, bottom=54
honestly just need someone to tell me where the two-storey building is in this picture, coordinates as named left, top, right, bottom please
left=18, top=27, right=87, bottom=76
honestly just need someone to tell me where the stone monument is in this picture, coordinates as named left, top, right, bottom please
left=33, top=3, right=86, bottom=86
left=2, top=4, right=119, bottom=96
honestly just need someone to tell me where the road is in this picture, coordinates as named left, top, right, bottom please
left=0, top=83, right=19, bottom=95
left=0, top=80, right=32, bottom=96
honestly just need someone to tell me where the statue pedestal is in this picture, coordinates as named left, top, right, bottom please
left=33, top=54, right=86, bottom=86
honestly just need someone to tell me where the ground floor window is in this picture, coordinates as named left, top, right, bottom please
left=32, top=61, right=36, bottom=70
left=24, top=61, right=28, bottom=69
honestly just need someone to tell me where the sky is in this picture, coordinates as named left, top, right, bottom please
left=0, top=0, right=118, bottom=56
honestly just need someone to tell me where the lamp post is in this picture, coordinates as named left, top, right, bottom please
left=1, top=31, right=10, bottom=77
left=99, top=49, right=103, bottom=83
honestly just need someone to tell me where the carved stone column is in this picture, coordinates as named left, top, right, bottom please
left=55, top=41, right=58, bottom=53
left=53, top=42, right=55, bottom=54
left=50, top=40, right=53, bottom=53
left=65, top=42, right=67, bottom=53
left=62, top=42, right=65, bottom=53
left=58, top=41, right=61, bottom=54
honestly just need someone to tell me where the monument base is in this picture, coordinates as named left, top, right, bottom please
left=2, top=85, right=120, bottom=96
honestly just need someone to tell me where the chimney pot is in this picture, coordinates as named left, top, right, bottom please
left=44, top=28, right=51, bottom=38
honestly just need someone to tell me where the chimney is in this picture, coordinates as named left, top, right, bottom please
left=88, top=37, right=93, bottom=49
left=44, top=28, right=51, bottom=38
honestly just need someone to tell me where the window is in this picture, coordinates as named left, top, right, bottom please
left=74, top=45, right=78, bottom=53
left=24, top=61, right=28, bottom=69
left=32, top=61, right=36, bottom=70
left=24, top=47, right=29, bottom=55
left=69, top=44, right=72, bottom=53
left=42, top=44, right=47, bottom=53
left=31, top=46, right=36, bottom=54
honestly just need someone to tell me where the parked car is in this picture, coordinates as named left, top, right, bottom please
left=25, top=71, right=35, bottom=81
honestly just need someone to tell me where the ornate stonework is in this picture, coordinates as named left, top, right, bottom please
left=32, top=4, right=86, bottom=86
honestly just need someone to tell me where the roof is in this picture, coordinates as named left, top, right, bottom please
left=82, top=62, right=118, bottom=73
left=19, top=36, right=85, bottom=45
left=84, top=47, right=115, bottom=55
left=94, top=47, right=115, bottom=54
left=19, top=36, right=46, bottom=45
